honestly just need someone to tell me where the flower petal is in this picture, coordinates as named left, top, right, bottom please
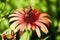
left=14, top=9, right=26, bottom=15
left=35, top=27, right=41, bottom=38
left=35, top=22, right=48, bottom=34
left=40, top=13, right=50, bottom=17
left=27, top=24, right=31, bottom=30
left=20, top=23, right=27, bottom=31
left=15, top=23, right=26, bottom=32
left=9, top=13, right=22, bottom=17
left=40, top=17, right=52, bottom=23
left=31, top=25, right=36, bottom=30
left=14, top=24, right=20, bottom=33
left=18, top=10, right=26, bottom=15
left=10, top=20, right=21, bottom=30
left=19, top=31, right=24, bottom=36
left=38, top=19, right=50, bottom=26
left=14, top=10, right=22, bottom=15
left=9, top=17, right=22, bottom=22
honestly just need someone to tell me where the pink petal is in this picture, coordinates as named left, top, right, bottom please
left=31, top=25, right=36, bottom=30
left=18, top=10, right=26, bottom=15
left=9, top=13, right=22, bottom=17
left=27, top=24, right=31, bottom=30
left=14, top=11, right=22, bottom=15
left=10, top=20, right=22, bottom=30
left=38, top=19, right=50, bottom=26
left=35, top=27, right=41, bottom=38
left=35, top=22, right=48, bottom=34
left=40, top=13, right=50, bottom=18
left=9, top=17, right=22, bottom=22
left=41, top=17, right=52, bottom=23
left=19, top=31, right=24, bottom=36
left=17, top=23, right=27, bottom=31
left=14, top=23, right=26, bottom=33
left=14, top=24, right=20, bottom=33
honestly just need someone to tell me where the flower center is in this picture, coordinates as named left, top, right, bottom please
left=24, top=11, right=40, bottom=24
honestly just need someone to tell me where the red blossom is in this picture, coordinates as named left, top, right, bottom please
left=9, top=6, right=51, bottom=37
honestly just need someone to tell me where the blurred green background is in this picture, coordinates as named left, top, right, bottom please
left=0, top=0, right=60, bottom=40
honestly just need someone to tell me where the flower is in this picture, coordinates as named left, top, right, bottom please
left=9, top=6, right=51, bottom=37
left=2, top=31, right=16, bottom=40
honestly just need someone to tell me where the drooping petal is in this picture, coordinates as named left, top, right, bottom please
left=14, top=24, right=20, bottom=33
left=41, top=17, right=52, bottom=23
left=14, top=10, right=22, bottom=15
left=18, top=10, right=26, bottom=15
left=17, top=23, right=26, bottom=31
left=38, top=19, right=50, bottom=26
left=40, top=23, right=48, bottom=34
left=40, top=13, right=50, bottom=18
left=35, top=27, right=41, bottom=38
left=31, top=25, right=36, bottom=30
left=9, top=17, right=22, bottom=22
left=14, top=23, right=26, bottom=33
left=19, top=31, right=24, bottom=36
left=9, top=13, right=22, bottom=17
left=20, top=23, right=27, bottom=31
left=27, top=24, right=31, bottom=30
left=35, top=22, right=48, bottom=34
left=44, top=18, right=52, bottom=23
left=10, top=20, right=21, bottom=30
left=14, top=9, right=25, bottom=15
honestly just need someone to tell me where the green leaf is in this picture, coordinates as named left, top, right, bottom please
left=56, top=35, right=60, bottom=40
left=53, top=19, right=58, bottom=27
left=20, top=29, right=32, bottom=40
left=0, top=2, right=5, bottom=10
left=57, top=21, right=60, bottom=32
left=3, top=19, right=9, bottom=28
left=9, top=0, right=23, bottom=9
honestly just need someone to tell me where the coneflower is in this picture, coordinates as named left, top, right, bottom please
left=2, top=30, right=16, bottom=40
left=9, top=6, right=51, bottom=37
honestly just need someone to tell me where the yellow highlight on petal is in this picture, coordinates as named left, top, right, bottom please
left=35, top=27, right=41, bottom=38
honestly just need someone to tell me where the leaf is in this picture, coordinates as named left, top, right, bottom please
left=9, top=0, right=23, bottom=9
left=57, top=21, right=60, bottom=32
left=53, top=19, right=58, bottom=27
left=56, top=35, right=60, bottom=40
left=3, top=19, right=9, bottom=28
left=20, top=29, right=32, bottom=40
left=0, top=2, right=5, bottom=10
